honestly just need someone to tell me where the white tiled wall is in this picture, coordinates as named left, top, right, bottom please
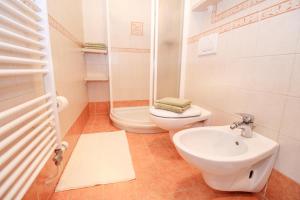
left=0, top=0, right=88, bottom=137
left=82, top=0, right=109, bottom=102
left=48, top=0, right=88, bottom=136
left=82, top=0, right=151, bottom=102
left=276, top=135, right=300, bottom=182
left=48, top=0, right=84, bottom=41
left=255, top=11, right=300, bottom=56
left=82, top=0, right=107, bottom=43
left=87, top=82, right=110, bottom=102
left=109, top=0, right=151, bottom=49
left=84, top=53, right=109, bottom=102
left=111, top=52, right=150, bottom=101
left=289, top=54, right=300, bottom=97
left=108, top=0, right=151, bottom=101
left=185, top=0, right=300, bottom=183
left=297, top=37, right=300, bottom=53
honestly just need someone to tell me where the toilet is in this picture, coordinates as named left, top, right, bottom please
left=149, top=105, right=211, bottom=135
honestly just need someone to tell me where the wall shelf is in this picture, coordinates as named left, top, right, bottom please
left=191, top=0, right=218, bottom=12
left=84, top=74, right=109, bottom=82
left=81, top=48, right=107, bottom=54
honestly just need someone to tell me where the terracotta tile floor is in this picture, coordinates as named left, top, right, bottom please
left=51, top=114, right=260, bottom=200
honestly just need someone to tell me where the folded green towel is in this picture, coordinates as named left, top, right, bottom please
left=154, top=103, right=190, bottom=113
left=155, top=97, right=191, bottom=108
left=84, top=46, right=107, bottom=50
left=84, top=43, right=106, bottom=49
left=84, top=42, right=106, bottom=45
left=84, top=44, right=106, bottom=46
left=84, top=43, right=106, bottom=47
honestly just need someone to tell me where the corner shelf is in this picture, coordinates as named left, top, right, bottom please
left=81, top=48, right=107, bottom=54
left=192, top=0, right=218, bottom=12
left=84, top=74, right=109, bottom=82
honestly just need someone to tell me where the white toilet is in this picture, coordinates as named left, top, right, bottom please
left=149, top=105, right=211, bottom=134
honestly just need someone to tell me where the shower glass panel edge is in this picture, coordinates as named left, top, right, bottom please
left=105, top=0, right=113, bottom=111
left=106, top=0, right=162, bottom=133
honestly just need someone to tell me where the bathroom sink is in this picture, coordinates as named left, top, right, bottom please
left=173, top=126, right=279, bottom=192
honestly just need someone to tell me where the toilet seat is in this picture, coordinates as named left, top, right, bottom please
left=149, top=105, right=202, bottom=118
left=149, top=105, right=211, bottom=131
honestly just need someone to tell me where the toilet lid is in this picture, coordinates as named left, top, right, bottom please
left=149, top=105, right=202, bottom=118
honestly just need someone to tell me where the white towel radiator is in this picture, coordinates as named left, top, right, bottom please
left=0, top=0, right=62, bottom=199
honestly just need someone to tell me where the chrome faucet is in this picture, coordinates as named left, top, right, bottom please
left=230, top=113, right=254, bottom=138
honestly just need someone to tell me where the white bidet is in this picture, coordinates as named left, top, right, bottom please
left=173, top=126, right=279, bottom=192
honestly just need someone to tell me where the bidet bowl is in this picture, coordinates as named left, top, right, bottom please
left=173, top=126, right=279, bottom=192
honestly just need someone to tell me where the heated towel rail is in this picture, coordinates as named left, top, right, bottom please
left=0, top=0, right=61, bottom=199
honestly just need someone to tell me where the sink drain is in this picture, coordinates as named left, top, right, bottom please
left=249, top=170, right=254, bottom=179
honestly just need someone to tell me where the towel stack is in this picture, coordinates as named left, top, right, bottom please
left=154, top=97, right=192, bottom=113
left=83, top=43, right=107, bottom=51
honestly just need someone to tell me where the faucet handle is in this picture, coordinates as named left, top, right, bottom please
left=236, top=113, right=254, bottom=124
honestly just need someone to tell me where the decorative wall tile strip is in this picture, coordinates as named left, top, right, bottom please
left=188, top=0, right=300, bottom=44
left=111, top=47, right=150, bottom=53
left=211, top=0, right=266, bottom=23
left=219, top=11, right=260, bottom=33
left=131, top=22, right=144, bottom=36
left=48, top=15, right=83, bottom=47
left=260, top=0, right=300, bottom=19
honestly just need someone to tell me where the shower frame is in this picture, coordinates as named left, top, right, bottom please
left=105, top=0, right=190, bottom=132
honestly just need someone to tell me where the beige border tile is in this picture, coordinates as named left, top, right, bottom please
left=48, top=15, right=83, bottom=47
left=212, top=0, right=266, bottom=23
left=189, top=0, right=300, bottom=44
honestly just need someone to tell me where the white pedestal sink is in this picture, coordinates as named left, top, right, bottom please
left=173, top=126, right=279, bottom=192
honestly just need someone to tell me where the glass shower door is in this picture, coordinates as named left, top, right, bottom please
left=155, top=0, right=184, bottom=100
left=107, top=0, right=184, bottom=133
left=107, top=0, right=162, bottom=133
left=108, top=0, right=151, bottom=107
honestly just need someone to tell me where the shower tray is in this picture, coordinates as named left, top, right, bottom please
left=110, top=106, right=164, bottom=133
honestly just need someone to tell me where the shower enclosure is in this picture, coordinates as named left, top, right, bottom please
left=107, top=0, right=184, bottom=133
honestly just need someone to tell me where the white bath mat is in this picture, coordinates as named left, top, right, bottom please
left=55, top=130, right=135, bottom=192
